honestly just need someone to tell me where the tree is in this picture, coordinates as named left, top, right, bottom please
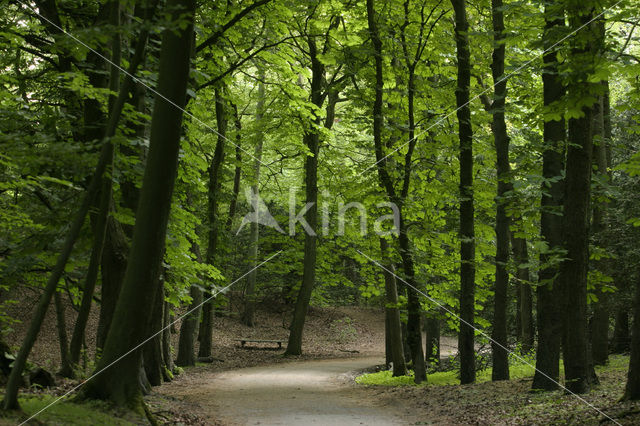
left=242, top=69, right=266, bottom=327
left=2, top=2, right=153, bottom=408
left=560, top=1, right=601, bottom=394
left=199, top=89, right=228, bottom=358
left=532, top=0, right=566, bottom=392
left=489, top=0, right=510, bottom=382
left=451, top=0, right=476, bottom=385
left=79, top=0, right=195, bottom=410
left=623, top=277, right=640, bottom=400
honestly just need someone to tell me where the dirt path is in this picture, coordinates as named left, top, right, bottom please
left=159, top=357, right=406, bottom=425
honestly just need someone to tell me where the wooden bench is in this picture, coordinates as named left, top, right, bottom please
left=236, top=339, right=283, bottom=349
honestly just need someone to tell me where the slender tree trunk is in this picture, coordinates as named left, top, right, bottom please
left=162, top=300, right=174, bottom=379
left=560, top=4, right=600, bottom=395
left=79, top=0, right=194, bottom=410
left=532, top=1, right=565, bottom=392
left=97, top=213, right=129, bottom=351
left=511, top=234, right=534, bottom=352
left=591, top=87, right=610, bottom=366
left=2, top=8, right=153, bottom=408
left=199, top=89, right=228, bottom=358
left=489, top=0, right=510, bottom=382
left=226, top=105, right=243, bottom=230
left=285, top=33, right=325, bottom=356
left=72, top=1, right=153, bottom=366
left=242, top=71, right=266, bottom=327
left=425, top=314, right=440, bottom=367
left=380, top=238, right=407, bottom=377
left=176, top=240, right=204, bottom=367
left=613, top=307, right=630, bottom=353
left=367, top=0, right=425, bottom=382
left=397, top=224, right=426, bottom=382
left=54, top=291, right=74, bottom=378
left=143, top=284, right=165, bottom=387
left=451, top=0, right=476, bottom=385
left=623, top=278, right=640, bottom=400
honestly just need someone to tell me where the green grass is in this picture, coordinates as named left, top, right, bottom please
left=0, top=395, right=139, bottom=425
left=357, top=355, right=633, bottom=388
left=357, top=361, right=542, bottom=387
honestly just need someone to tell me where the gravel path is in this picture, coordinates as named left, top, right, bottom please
left=160, top=356, right=406, bottom=425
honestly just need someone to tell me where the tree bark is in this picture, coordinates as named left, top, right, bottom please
left=532, top=1, right=565, bottom=392
left=285, top=31, right=325, bottom=356
left=162, top=300, right=174, bottom=380
left=591, top=85, right=611, bottom=366
left=511, top=234, right=534, bottom=352
left=560, top=4, right=599, bottom=395
left=623, top=278, right=640, bottom=400
left=489, top=0, right=510, bottom=382
left=97, top=213, right=129, bottom=351
left=380, top=238, right=407, bottom=377
left=54, top=291, right=74, bottom=378
left=613, top=307, right=630, bottom=353
left=242, top=70, right=266, bottom=327
left=367, top=0, right=425, bottom=382
left=78, top=0, right=195, bottom=410
left=425, top=314, right=440, bottom=367
left=451, top=0, right=476, bottom=385
left=176, top=239, right=204, bottom=367
left=199, top=88, right=228, bottom=358
left=143, top=284, right=165, bottom=387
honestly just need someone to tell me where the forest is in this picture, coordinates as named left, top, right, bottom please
left=1, top=0, right=640, bottom=424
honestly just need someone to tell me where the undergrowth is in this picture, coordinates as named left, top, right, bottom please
left=0, top=394, right=141, bottom=425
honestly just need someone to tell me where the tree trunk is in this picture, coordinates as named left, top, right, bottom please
left=285, top=33, right=325, bottom=356
left=176, top=240, right=204, bottom=367
left=2, top=6, right=153, bottom=407
left=511, top=235, right=534, bottom=352
left=242, top=71, right=266, bottom=327
left=54, top=291, right=74, bottom=378
left=489, top=0, right=510, bottom=382
left=532, top=1, right=565, bottom=392
left=425, top=315, right=440, bottom=367
left=366, top=0, right=424, bottom=382
left=97, top=213, right=129, bottom=351
left=162, top=300, right=174, bottom=380
left=451, top=0, right=476, bottom=385
left=380, top=238, right=407, bottom=377
left=79, top=0, right=194, bottom=410
left=560, top=4, right=600, bottom=395
left=623, top=278, right=640, bottom=400
left=397, top=225, right=426, bottom=382
left=143, top=285, right=165, bottom=387
left=613, top=307, right=630, bottom=353
left=591, top=88, right=610, bottom=366
left=225, top=105, right=243, bottom=230
left=199, top=88, right=228, bottom=358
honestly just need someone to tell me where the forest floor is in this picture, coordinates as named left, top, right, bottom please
left=3, top=299, right=640, bottom=425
